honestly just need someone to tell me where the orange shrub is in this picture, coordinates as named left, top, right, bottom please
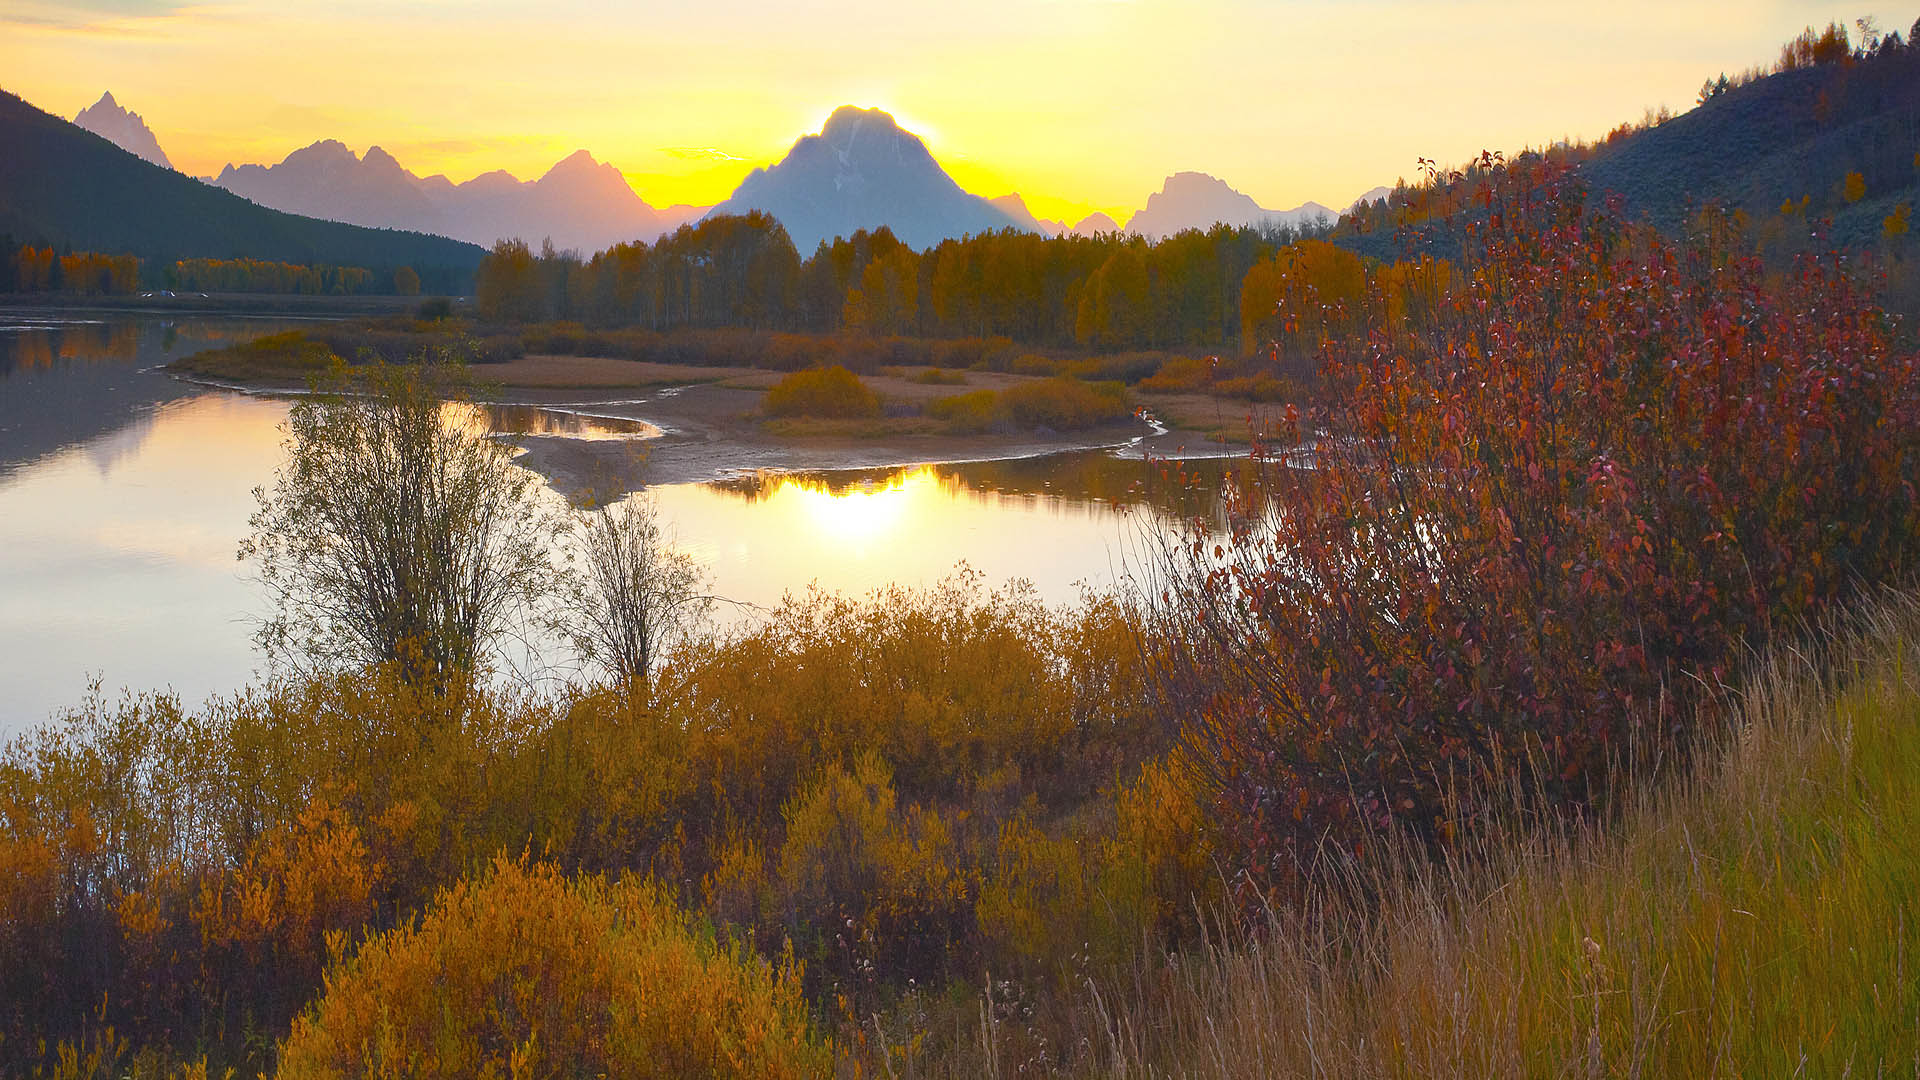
left=1211, top=373, right=1295, bottom=402
left=927, top=389, right=999, bottom=433
left=998, top=376, right=1132, bottom=431
left=276, top=856, right=829, bottom=1079
left=1138, top=354, right=1214, bottom=393
left=763, top=365, right=881, bottom=418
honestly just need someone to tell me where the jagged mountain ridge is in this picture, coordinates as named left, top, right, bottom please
left=0, top=89, right=483, bottom=290
left=707, top=106, right=1021, bottom=252
left=213, top=141, right=706, bottom=254
left=72, top=92, right=171, bottom=170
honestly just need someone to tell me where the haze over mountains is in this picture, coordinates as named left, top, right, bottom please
left=211, top=141, right=705, bottom=255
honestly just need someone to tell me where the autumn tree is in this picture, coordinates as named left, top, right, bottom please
left=1075, top=239, right=1151, bottom=347
left=474, top=238, right=544, bottom=321
left=242, top=352, right=562, bottom=685
left=844, top=240, right=920, bottom=335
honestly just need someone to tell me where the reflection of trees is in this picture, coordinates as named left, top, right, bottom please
left=0, top=316, right=314, bottom=378
left=706, top=453, right=1260, bottom=524
left=0, top=316, right=318, bottom=472
left=0, top=323, right=141, bottom=374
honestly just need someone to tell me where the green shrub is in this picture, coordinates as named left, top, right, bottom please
left=169, top=330, right=337, bottom=380
left=764, top=365, right=881, bottom=419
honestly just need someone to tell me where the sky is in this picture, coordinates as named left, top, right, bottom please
left=0, top=1, right=1909, bottom=224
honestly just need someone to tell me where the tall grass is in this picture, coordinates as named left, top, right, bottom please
left=935, top=592, right=1920, bottom=1077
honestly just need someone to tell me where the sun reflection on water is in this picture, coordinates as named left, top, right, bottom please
left=782, top=467, right=935, bottom=546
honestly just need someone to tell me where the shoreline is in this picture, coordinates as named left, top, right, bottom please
left=167, top=354, right=1270, bottom=496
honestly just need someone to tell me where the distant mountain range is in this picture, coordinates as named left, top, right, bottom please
left=50, top=90, right=1382, bottom=260
left=706, top=105, right=1021, bottom=252
left=983, top=197, right=1122, bottom=239
left=0, top=90, right=483, bottom=290
left=73, top=92, right=171, bottom=170
left=210, top=141, right=705, bottom=254
left=1122, top=172, right=1334, bottom=239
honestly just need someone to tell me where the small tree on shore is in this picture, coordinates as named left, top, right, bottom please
left=566, top=493, right=710, bottom=701
left=242, top=353, right=561, bottom=685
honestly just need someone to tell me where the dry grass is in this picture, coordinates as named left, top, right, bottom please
left=904, top=591, right=1920, bottom=1078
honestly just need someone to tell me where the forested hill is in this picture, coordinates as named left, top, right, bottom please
left=1344, top=30, right=1920, bottom=260
left=0, top=91, right=484, bottom=290
left=1582, top=39, right=1920, bottom=248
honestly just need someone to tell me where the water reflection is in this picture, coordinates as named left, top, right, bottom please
left=710, top=451, right=1251, bottom=525
left=0, top=309, right=320, bottom=476
left=0, top=311, right=1247, bottom=735
left=645, top=456, right=1233, bottom=615
left=481, top=403, right=662, bottom=441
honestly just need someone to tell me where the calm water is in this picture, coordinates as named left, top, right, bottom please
left=0, top=311, right=1220, bottom=735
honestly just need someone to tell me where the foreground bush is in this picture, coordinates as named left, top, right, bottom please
left=277, top=856, right=828, bottom=1079
left=1057, top=592, right=1920, bottom=1078
left=763, top=364, right=881, bottom=418
left=0, top=577, right=1164, bottom=1075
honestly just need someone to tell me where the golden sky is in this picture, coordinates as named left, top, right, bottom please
left=0, top=1, right=1906, bottom=224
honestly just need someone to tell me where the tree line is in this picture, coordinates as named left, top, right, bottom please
left=2, top=240, right=426, bottom=296
left=9, top=244, right=141, bottom=294
left=473, top=211, right=1327, bottom=353
left=168, top=257, right=378, bottom=296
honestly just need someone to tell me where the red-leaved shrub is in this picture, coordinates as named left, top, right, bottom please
left=1154, top=157, right=1920, bottom=899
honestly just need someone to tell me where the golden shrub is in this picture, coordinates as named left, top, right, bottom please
left=763, top=365, right=880, bottom=418
left=275, top=856, right=828, bottom=1080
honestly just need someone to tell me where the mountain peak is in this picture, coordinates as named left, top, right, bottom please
left=989, top=193, right=1061, bottom=235
left=1070, top=212, right=1120, bottom=237
left=822, top=105, right=902, bottom=141
left=290, top=138, right=356, bottom=162
left=73, top=90, right=172, bottom=170
left=709, top=106, right=1016, bottom=251
left=1125, top=171, right=1329, bottom=238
